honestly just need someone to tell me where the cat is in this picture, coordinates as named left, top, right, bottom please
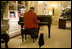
left=38, top=33, right=44, bottom=48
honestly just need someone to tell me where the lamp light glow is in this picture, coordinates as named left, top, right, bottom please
left=38, top=1, right=44, bottom=3
left=49, top=11, right=52, bottom=15
left=52, top=4, right=55, bottom=8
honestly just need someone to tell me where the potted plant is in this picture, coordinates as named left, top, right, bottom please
left=60, top=8, right=71, bottom=20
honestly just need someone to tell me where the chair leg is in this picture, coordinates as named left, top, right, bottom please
left=22, top=35, right=24, bottom=42
left=33, top=39, right=35, bottom=42
left=5, top=42, right=8, bottom=48
left=21, top=29, right=24, bottom=42
left=25, top=34, right=27, bottom=40
left=21, top=33, right=24, bottom=42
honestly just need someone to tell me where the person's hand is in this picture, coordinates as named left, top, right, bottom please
left=34, top=20, right=40, bottom=24
left=38, top=20, right=40, bottom=23
left=37, top=20, right=40, bottom=24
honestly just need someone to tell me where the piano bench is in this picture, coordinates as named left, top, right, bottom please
left=21, top=28, right=40, bottom=42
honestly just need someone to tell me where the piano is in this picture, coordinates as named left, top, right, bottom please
left=18, top=15, right=52, bottom=38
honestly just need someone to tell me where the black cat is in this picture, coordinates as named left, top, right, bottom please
left=38, top=33, right=44, bottom=48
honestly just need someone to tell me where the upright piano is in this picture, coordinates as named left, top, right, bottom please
left=18, top=15, right=52, bottom=38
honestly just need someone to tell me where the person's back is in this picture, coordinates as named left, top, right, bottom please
left=23, top=7, right=39, bottom=29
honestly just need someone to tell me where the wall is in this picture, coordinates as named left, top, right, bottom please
left=24, top=1, right=71, bottom=25
left=47, top=1, right=62, bottom=25
left=61, top=1, right=71, bottom=9
left=4, top=1, right=71, bottom=25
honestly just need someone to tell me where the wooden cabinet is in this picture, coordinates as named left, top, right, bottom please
left=59, top=18, right=66, bottom=29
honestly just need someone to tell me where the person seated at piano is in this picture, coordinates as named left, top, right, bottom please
left=23, top=7, right=40, bottom=39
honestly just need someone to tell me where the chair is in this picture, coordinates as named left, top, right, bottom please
left=21, top=27, right=40, bottom=42
left=1, top=34, right=9, bottom=48
left=1, top=20, right=9, bottom=48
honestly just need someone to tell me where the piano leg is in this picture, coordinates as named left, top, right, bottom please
left=5, top=42, right=8, bottom=48
left=48, top=25, right=51, bottom=38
